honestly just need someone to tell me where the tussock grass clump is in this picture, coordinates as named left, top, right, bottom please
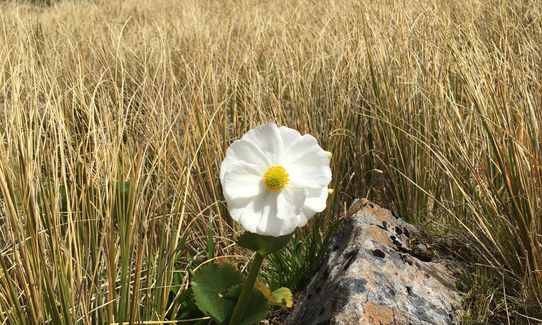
left=0, top=0, right=540, bottom=323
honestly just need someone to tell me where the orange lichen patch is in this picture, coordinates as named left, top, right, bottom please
left=368, top=225, right=392, bottom=246
left=363, top=204, right=396, bottom=225
left=364, top=302, right=395, bottom=325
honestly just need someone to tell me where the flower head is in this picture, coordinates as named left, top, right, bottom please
left=220, top=123, right=332, bottom=237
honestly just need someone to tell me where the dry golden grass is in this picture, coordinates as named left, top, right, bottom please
left=0, top=0, right=540, bottom=323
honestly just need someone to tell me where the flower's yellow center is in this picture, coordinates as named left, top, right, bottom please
left=263, top=165, right=289, bottom=192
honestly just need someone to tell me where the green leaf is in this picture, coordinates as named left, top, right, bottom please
left=237, top=231, right=293, bottom=256
left=171, top=271, right=184, bottom=296
left=226, top=284, right=270, bottom=325
left=207, top=216, right=215, bottom=260
left=114, top=180, right=132, bottom=223
left=191, top=263, right=243, bottom=323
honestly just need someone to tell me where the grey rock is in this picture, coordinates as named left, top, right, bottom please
left=284, top=199, right=462, bottom=325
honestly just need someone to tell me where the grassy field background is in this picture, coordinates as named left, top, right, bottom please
left=0, top=0, right=540, bottom=323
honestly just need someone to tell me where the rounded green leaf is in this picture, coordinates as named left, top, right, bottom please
left=226, top=284, right=270, bottom=325
left=191, top=263, right=244, bottom=323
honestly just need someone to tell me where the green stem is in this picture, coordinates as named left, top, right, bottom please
left=228, top=253, right=265, bottom=325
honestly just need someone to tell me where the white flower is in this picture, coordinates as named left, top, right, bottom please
left=220, top=123, right=332, bottom=237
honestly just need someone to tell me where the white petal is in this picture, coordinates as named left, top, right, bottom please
left=277, top=212, right=306, bottom=235
left=255, top=187, right=308, bottom=236
left=275, top=187, right=305, bottom=220
left=278, top=126, right=302, bottom=148
left=222, top=161, right=264, bottom=201
left=286, top=213, right=306, bottom=230
left=220, top=141, right=268, bottom=184
left=283, top=134, right=322, bottom=165
left=237, top=192, right=271, bottom=234
left=287, top=158, right=331, bottom=190
left=302, top=186, right=329, bottom=217
left=221, top=139, right=272, bottom=181
left=283, top=135, right=332, bottom=189
left=240, top=123, right=283, bottom=164
left=226, top=196, right=255, bottom=222
left=296, top=212, right=309, bottom=228
left=220, top=157, right=237, bottom=184
left=239, top=191, right=281, bottom=235
left=255, top=192, right=285, bottom=236
left=259, top=214, right=298, bottom=237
